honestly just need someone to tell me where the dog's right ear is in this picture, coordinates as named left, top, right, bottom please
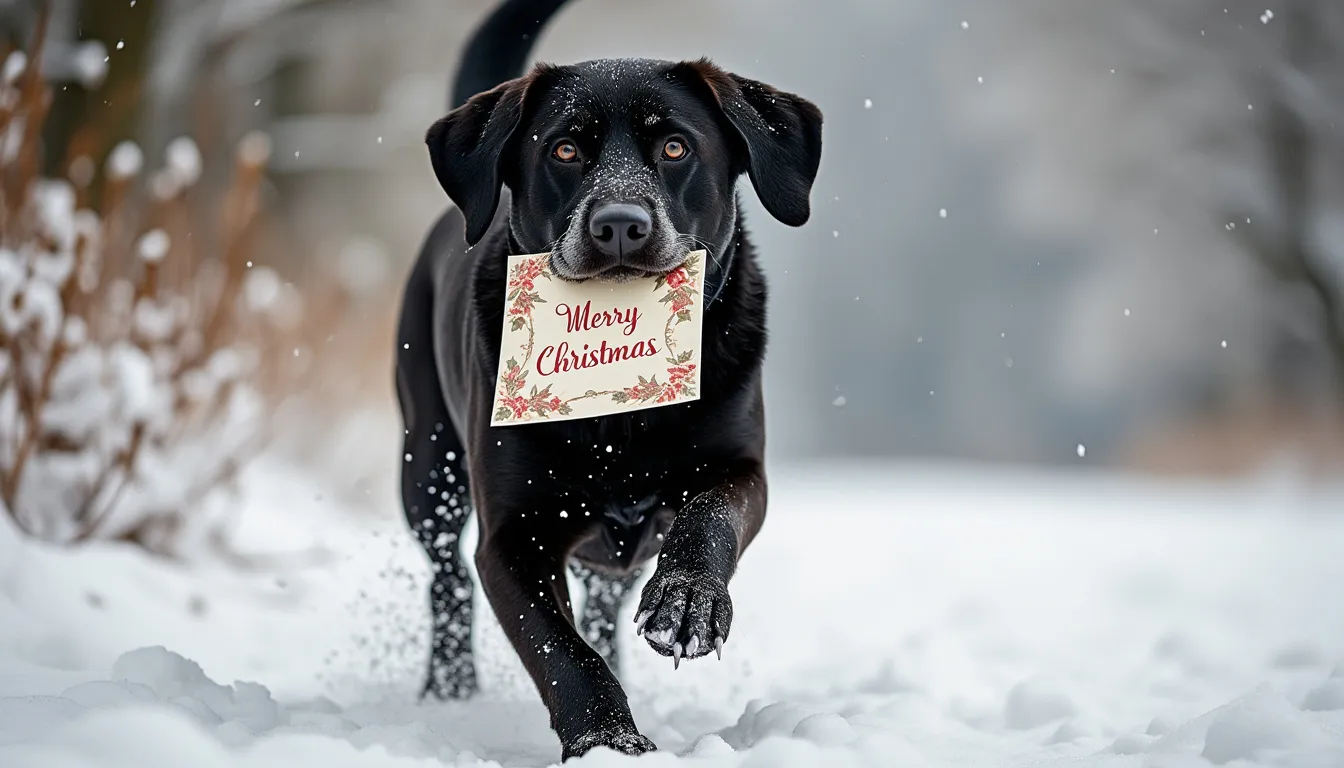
left=425, top=77, right=530, bottom=245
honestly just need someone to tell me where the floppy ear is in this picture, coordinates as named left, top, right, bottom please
left=675, top=59, right=824, bottom=227
left=425, top=76, right=530, bottom=245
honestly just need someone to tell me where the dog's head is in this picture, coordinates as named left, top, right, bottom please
left=425, top=58, right=823, bottom=281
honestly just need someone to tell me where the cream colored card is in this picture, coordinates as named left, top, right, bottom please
left=490, top=250, right=706, bottom=426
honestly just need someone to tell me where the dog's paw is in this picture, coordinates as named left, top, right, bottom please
left=562, top=728, right=656, bottom=761
left=635, top=566, right=731, bottom=667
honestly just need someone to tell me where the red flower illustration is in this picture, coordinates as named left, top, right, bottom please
left=667, top=364, right=695, bottom=384
left=509, top=258, right=547, bottom=292
left=665, top=267, right=689, bottom=289
left=656, top=382, right=684, bottom=403
left=510, top=291, right=538, bottom=315
left=506, top=257, right=550, bottom=327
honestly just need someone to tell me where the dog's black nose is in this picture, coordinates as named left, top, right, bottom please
left=588, top=203, right=652, bottom=258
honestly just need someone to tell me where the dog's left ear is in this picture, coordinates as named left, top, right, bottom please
left=674, top=59, right=824, bottom=227
left=425, top=74, right=534, bottom=245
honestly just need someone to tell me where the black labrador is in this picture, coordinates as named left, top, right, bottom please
left=395, top=0, right=822, bottom=758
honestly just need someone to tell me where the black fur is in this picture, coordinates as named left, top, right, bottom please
left=397, top=0, right=822, bottom=759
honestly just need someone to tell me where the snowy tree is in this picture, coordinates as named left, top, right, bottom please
left=949, top=1, right=1344, bottom=412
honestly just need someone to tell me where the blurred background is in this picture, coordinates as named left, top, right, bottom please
left=1, top=0, right=1342, bottom=554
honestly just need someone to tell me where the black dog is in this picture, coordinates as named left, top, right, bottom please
left=395, top=0, right=822, bottom=758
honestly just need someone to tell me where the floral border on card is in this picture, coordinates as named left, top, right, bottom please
left=492, top=253, right=702, bottom=424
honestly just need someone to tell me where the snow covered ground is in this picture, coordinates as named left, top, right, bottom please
left=2, top=459, right=1343, bottom=767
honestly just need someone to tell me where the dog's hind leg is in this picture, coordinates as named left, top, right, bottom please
left=572, top=563, right=641, bottom=678
left=409, top=425, right=476, bottom=701
left=396, top=266, right=477, bottom=701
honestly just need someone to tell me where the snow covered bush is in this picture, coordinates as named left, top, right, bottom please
left=0, top=41, right=299, bottom=556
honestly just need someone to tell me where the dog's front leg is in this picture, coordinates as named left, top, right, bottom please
left=636, top=466, right=766, bottom=665
left=475, top=520, right=655, bottom=760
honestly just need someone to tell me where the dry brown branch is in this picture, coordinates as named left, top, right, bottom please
left=3, top=2, right=48, bottom=213
left=0, top=29, right=304, bottom=560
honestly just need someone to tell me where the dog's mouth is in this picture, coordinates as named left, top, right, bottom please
left=581, top=264, right=653, bottom=283
left=547, top=252, right=689, bottom=284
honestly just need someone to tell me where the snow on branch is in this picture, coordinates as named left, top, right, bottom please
left=0, top=29, right=299, bottom=559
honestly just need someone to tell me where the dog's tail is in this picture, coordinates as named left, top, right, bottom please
left=451, top=0, right=570, bottom=109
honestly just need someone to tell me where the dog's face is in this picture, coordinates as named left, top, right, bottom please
left=426, top=58, right=823, bottom=281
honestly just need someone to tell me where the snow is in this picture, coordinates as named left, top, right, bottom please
left=241, top=267, right=283, bottom=312
left=34, top=180, right=78, bottom=254
left=239, top=270, right=302, bottom=331
left=237, top=131, right=273, bottom=168
left=72, top=42, right=109, bottom=89
left=106, top=142, right=144, bottom=181
left=1302, top=672, right=1344, bottom=712
left=1, top=461, right=1343, bottom=767
left=137, top=229, right=171, bottom=263
left=165, top=137, right=203, bottom=186
left=3, top=52, right=26, bottom=84
left=149, top=137, right=204, bottom=199
left=1003, top=679, right=1079, bottom=729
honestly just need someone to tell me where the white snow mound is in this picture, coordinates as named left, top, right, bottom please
left=1, top=462, right=1343, bottom=767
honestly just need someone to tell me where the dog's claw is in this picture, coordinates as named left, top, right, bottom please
left=635, top=567, right=732, bottom=664
left=715, top=636, right=723, bottom=660
left=634, top=610, right=653, bottom=637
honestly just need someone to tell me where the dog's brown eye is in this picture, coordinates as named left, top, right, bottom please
left=553, top=141, right=579, bottom=163
left=661, top=139, right=687, bottom=161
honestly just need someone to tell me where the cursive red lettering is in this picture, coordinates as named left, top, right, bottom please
left=535, top=336, right=663, bottom=377
left=536, top=345, right=556, bottom=376
left=554, top=301, right=642, bottom=336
